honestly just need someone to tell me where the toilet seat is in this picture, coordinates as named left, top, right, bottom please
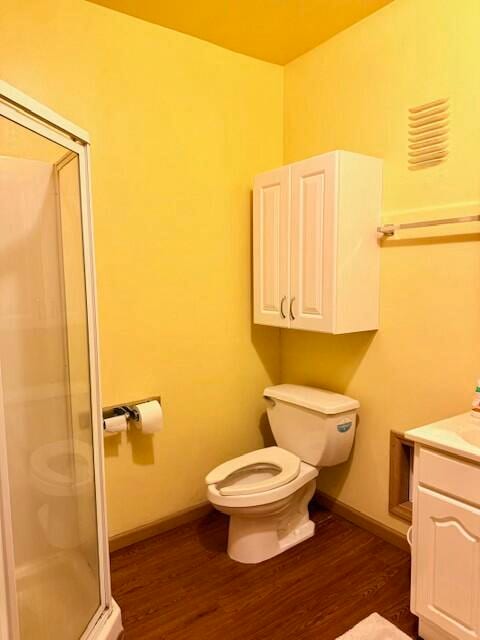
left=207, top=461, right=318, bottom=509
left=30, top=440, right=93, bottom=497
left=206, top=446, right=300, bottom=496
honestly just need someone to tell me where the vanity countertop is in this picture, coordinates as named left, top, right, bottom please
left=406, top=412, right=480, bottom=464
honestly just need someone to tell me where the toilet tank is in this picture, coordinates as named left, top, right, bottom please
left=264, top=384, right=359, bottom=467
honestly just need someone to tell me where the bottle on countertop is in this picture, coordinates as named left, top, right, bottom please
left=471, top=379, right=480, bottom=422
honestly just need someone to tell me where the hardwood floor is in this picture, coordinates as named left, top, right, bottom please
left=111, top=506, right=418, bottom=639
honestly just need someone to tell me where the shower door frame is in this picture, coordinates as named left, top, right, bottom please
left=0, top=81, right=120, bottom=640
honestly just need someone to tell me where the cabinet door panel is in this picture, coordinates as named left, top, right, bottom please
left=415, top=486, right=480, bottom=639
left=253, top=168, right=290, bottom=327
left=290, top=155, right=336, bottom=332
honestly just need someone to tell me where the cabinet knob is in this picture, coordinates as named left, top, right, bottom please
left=280, top=296, right=287, bottom=319
left=289, top=297, right=296, bottom=320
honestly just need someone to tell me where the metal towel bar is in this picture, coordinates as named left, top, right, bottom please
left=378, top=214, right=480, bottom=237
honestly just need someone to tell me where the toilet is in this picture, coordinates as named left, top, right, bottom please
left=30, top=439, right=93, bottom=498
left=206, top=384, right=359, bottom=564
left=30, top=439, right=94, bottom=548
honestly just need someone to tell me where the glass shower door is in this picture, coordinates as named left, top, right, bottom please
left=0, top=101, right=108, bottom=639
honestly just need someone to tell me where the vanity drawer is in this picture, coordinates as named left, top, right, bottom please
left=418, top=447, right=480, bottom=506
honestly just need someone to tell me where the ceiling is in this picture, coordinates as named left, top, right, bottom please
left=88, top=0, right=394, bottom=65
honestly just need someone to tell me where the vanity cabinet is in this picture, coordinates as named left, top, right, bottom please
left=410, top=445, right=480, bottom=640
left=253, top=150, right=382, bottom=333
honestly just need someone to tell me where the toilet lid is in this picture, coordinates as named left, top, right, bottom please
left=205, top=446, right=301, bottom=496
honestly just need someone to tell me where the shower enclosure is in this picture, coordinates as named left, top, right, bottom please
left=0, top=82, right=122, bottom=639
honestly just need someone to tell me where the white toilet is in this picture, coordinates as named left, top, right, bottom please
left=206, top=384, right=359, bottom=564
left=30, top=439, right=94, bottom=549
left=30, top=440, right=93, bottom=498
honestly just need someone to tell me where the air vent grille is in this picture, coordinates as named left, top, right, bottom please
left=408, top=98, right=449, bottom=170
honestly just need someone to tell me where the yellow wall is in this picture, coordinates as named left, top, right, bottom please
left=0, top=0, right=283, bottom=535
left=283, top=0, right=480, bottom=532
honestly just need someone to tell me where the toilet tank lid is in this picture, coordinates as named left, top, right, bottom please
left=264, top=384, right=359, bottom=415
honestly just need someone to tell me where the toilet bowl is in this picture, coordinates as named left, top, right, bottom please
left=207, top=447, right=318, bottom=563
left=30, top=440, right=94, bottom=549
left=206, top=385, right=359, bottom=564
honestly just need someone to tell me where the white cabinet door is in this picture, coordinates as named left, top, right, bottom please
left=253, top=167, right=290, bottom=327
left=415, top=486, right=480, bottom=640
left=290, top=154, right=336, bottom=332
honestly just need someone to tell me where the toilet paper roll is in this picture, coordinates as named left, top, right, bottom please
left=134, top=400, right=163, bottom=434
left=103, top=414, right=128, bottom=434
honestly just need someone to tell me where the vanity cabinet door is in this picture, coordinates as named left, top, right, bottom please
left=253, top=167, right=290, bottom=327
left=414, top=485, right=480, bottom=640
left=290, top=154, right=337, bottom=332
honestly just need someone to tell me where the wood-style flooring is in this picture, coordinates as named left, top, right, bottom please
left=111, top=505, right=418, bottom=639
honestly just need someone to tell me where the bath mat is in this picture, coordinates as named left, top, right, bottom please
left=336, top=613, right=411, bottom=640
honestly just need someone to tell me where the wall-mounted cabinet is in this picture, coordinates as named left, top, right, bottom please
left=253, top=150, right=382, bottom=334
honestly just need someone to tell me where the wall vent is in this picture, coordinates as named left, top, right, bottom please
left=408, top=98, right=449, bottom=170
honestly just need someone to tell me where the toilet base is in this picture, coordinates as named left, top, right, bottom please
left=228, top=515, right=315, bottom=564
left=226, top=479, right=316, bottom=564
left=278, top=518, right=315, bottom=553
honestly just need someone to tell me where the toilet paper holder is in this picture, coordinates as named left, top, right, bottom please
left=102, top=396, right=161, bottom=428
